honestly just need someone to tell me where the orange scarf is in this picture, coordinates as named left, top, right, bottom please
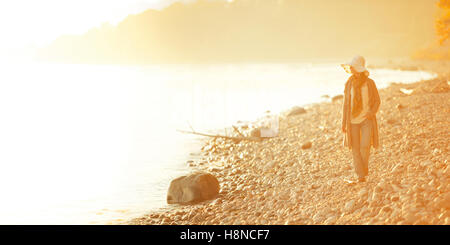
left=351, top=74, right=367, bottom=118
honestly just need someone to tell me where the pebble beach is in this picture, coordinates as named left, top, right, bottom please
left=129, top=59, right=450, bottom=225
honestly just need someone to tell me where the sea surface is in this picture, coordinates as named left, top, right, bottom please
left=0, top=61, right=436, bottom=224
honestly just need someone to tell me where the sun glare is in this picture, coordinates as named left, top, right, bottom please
left=0, top=0, right=167, bottom=51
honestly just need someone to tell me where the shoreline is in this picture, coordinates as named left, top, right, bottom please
left=129, top=59, right=449, bottom=225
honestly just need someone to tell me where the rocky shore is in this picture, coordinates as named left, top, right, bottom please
left=129, top=60, right=449, bottom=225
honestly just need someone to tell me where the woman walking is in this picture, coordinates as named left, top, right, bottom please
left=341, top=55, right=381, bottom=182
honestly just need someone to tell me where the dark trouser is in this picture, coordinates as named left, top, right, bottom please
left=350, top=117, right=372, bottom=178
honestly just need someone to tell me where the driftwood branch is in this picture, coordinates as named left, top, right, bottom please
left=187, top=120, right=195, bottom=132
left=176, top=129, right=261, bottom=142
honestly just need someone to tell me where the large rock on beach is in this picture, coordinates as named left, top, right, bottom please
left=287, top=106, right=307, bottom=116
left=167, top=172, right=220, bottom=204
left=250, top=128, right=261, bottom=137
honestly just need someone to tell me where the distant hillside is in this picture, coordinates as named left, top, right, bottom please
left=37, top=0, right=439, bottom=64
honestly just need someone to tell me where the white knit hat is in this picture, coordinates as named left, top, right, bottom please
left=341, top=55, right=368, bottom=73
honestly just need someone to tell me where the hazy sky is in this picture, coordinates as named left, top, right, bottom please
left=0, top=0, right=439, bottom=61
left=0, top=0, right=192, bottom=50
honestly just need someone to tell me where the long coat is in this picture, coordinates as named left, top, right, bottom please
left=342, top=75, right=381, bottom=150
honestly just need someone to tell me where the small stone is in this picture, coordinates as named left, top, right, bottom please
left=387, top=119, right=396, bottom=124
left=358, top=189, right=368, bottom=197
left=396, top=104, right=405, bottom=110
left=301, top=141, right=312, bottom=149
left=391, top=164, right=403, bottom=173
left=391, top=196, right=399, bottom=202
left=264, top=161, right=276, bottom=171
left=208, top=167, right=221, bottom=172
left=391, top=184, right=402, bottom=192
left=312, top=213, right=324, bottom=224
left=405, top=213, right=418, bottom=224
left=250, top=128, right=261, bottom=137
left=374, top=185, right=383, bottom=193
left=287, top=106, right=307, bottom=116
left=231, top=168, right=241, bottom=175
left=371, top=192, right=382, bottom=202
left=345, top=200, right=355, bottom=212
left=324, top=216, right=337, bottom=225
left=285, top=219, right=296, bottom=225
left=438, top=193, right=450, bottom=209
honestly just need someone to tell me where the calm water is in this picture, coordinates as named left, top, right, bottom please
left=0, top=61, right=436, bottom=224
